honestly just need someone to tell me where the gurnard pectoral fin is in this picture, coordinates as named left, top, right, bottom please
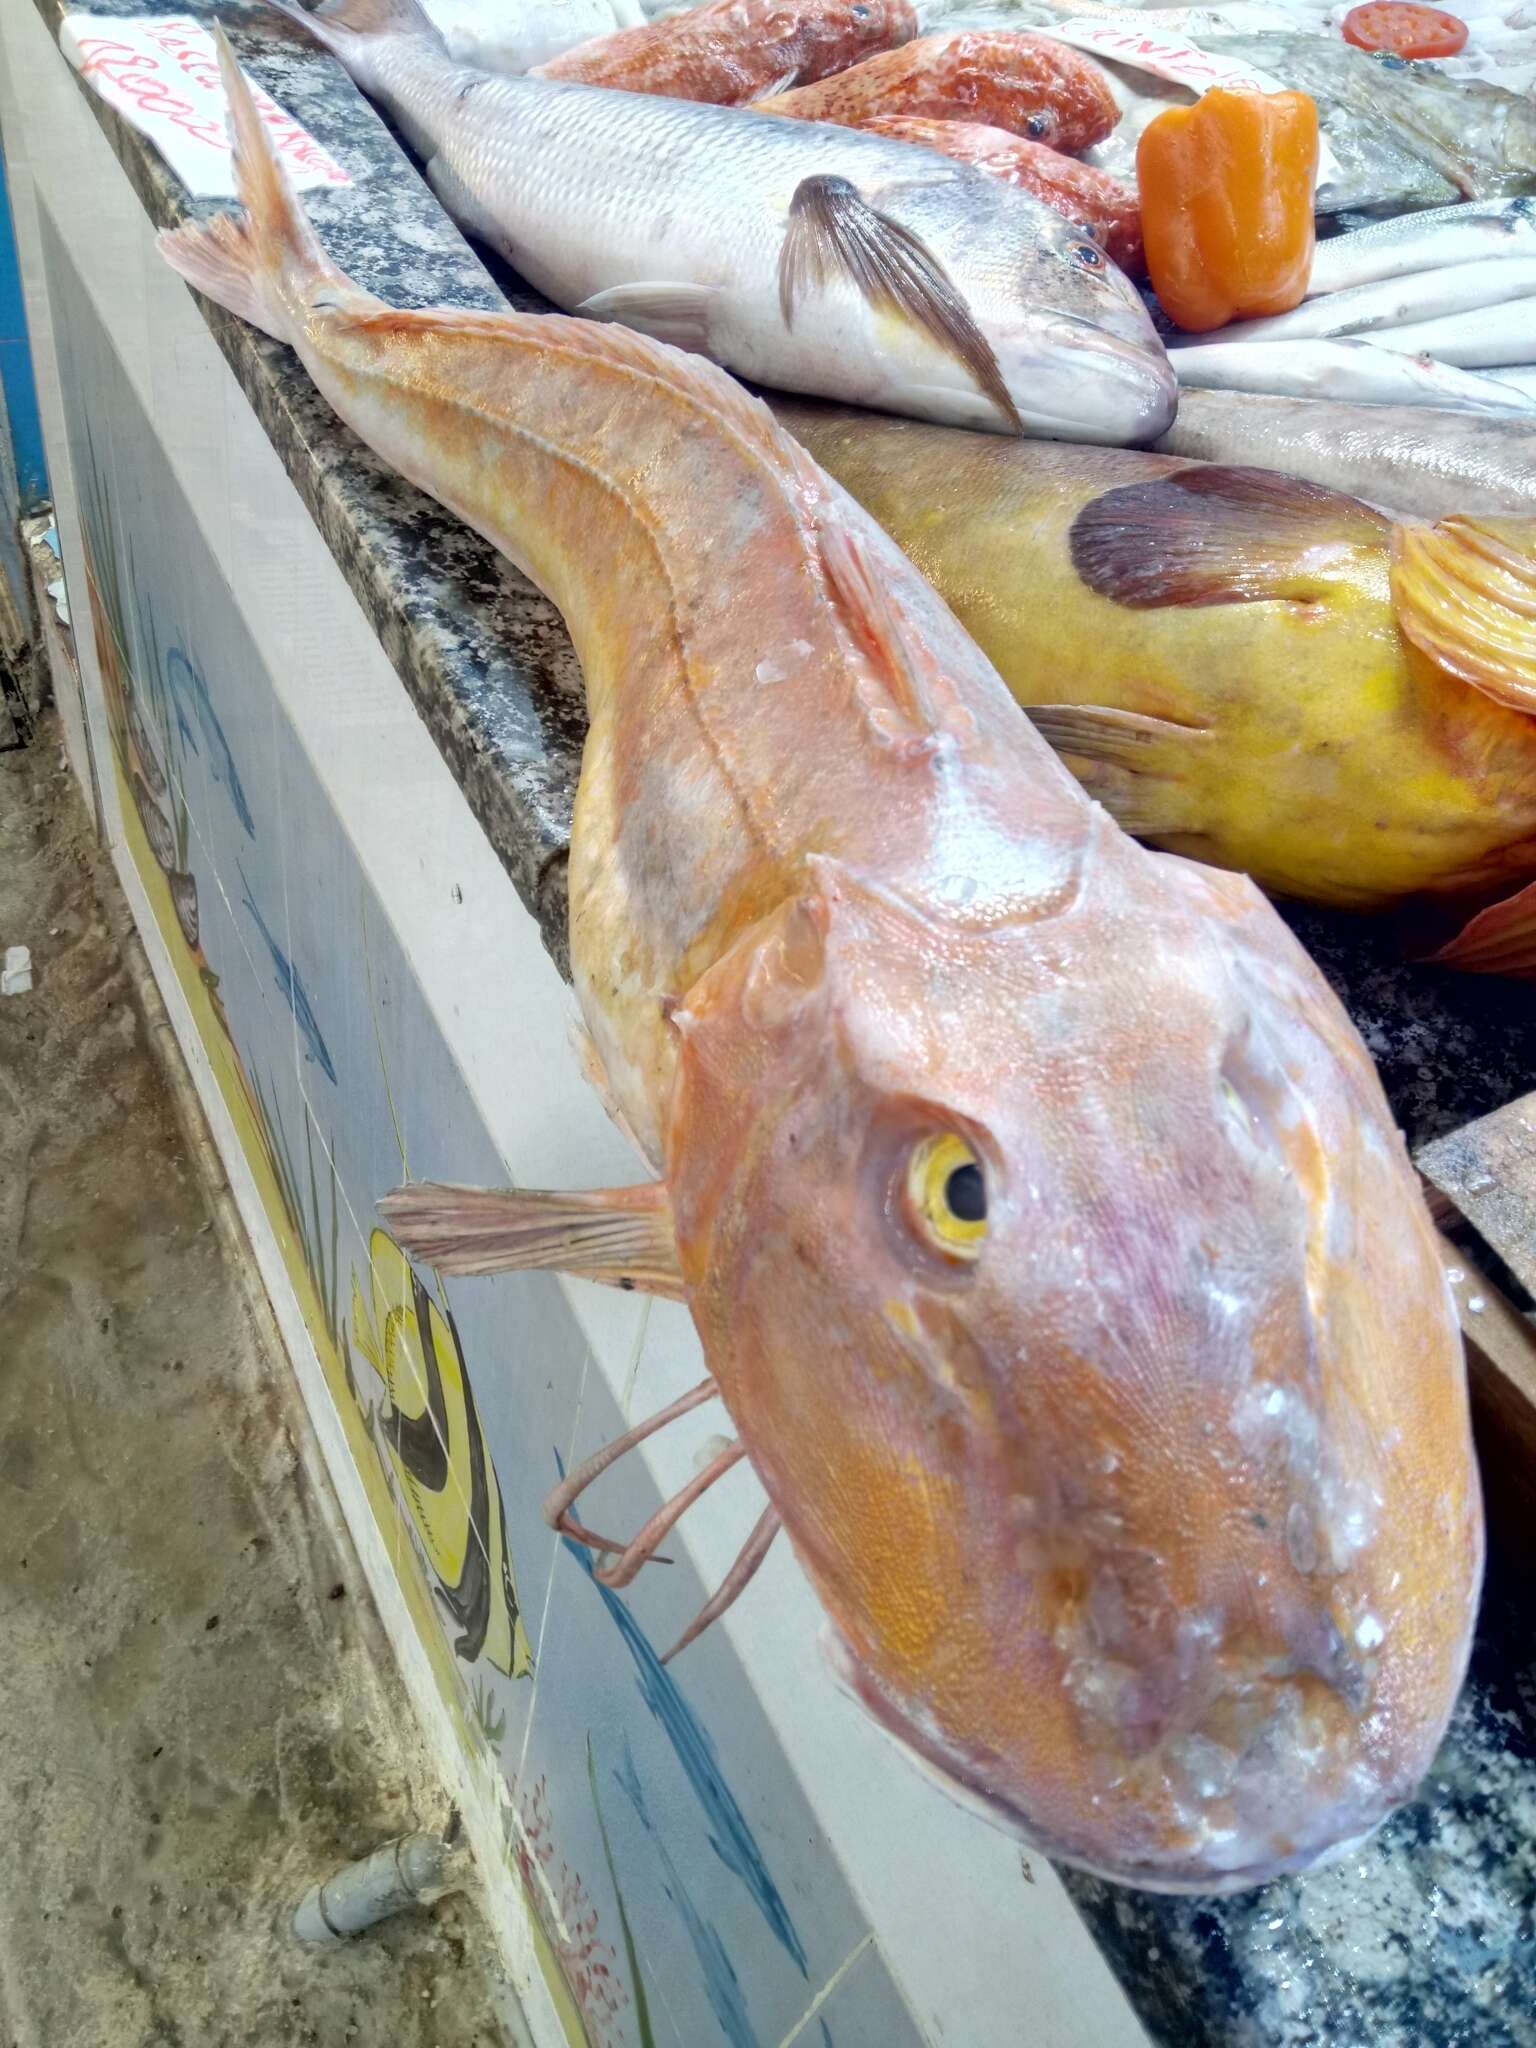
left=1424, top=878, right=1536, bottom=978
left=777, top=174, right=1022, bottom=433
left=1025, top=704, right=1210, bottom=837
left=1390, top=515, right=1536, bottom=714
left=575, top=282, right=722, bottom=356
left=377, top=1180, right=686, bottom=1297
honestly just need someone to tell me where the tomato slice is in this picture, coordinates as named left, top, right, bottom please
left=1341, top=2, right=1469, bottom=58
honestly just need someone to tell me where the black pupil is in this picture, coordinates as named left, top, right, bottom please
left=946, top=1163, right=986, bottom=1224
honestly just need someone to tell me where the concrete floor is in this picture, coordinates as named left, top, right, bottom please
left=0, top=721, right=524, bottom=2046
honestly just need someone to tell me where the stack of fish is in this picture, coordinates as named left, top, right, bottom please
left=148, top=0, right=1536, bottom=1899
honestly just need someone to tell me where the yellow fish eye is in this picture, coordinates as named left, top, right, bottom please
left=906, top=1133, right=988, bottom=1261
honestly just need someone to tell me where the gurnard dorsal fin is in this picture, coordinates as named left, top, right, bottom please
left=816, top=518, right=978, bottom=753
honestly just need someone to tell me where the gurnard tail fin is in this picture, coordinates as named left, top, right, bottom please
left=258, top=0, right=443, bottom=51
left=157, top=26, right=336, bottom=342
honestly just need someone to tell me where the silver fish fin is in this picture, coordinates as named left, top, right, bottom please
left=575, top=281, right=722, bottom=356
left=777, top=174, right=1021, bottom=433
left=1026, top=705, right=1210, bottom=836
left=1069, top=466, right=1388, bottom=612
left=817, top=520, right=976, bottom=752
left=1426, top=878, right=1536, bottom=978
left=377, top=1180, right=685, bottom=1296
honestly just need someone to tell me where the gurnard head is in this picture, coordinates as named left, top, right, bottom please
left=667, top=838, right=1481, bottom=1892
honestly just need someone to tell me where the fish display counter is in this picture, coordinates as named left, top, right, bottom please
left=3, top=0, right=1535, bottom=2042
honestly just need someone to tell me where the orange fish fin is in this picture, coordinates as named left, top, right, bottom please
left=1390, top=515, right=1536, bottom=715
left=377, top=1180, right=685, bottom=1296
left=1069, top=466, right=1388, bottom=611
left=1425, top=878, right=1536, bottom=978
left=777, top=173, right=1021, bottom=432
left=158, top=25, right=341, bottom=340
left=817, top=519, right=976, bottom=751
left=1026, top=704, right=1210, bottom=834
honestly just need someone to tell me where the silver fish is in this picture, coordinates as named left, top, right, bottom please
left=1169, top=337, right=1535, bottom=413
left=1308, top=195, right=1536, bottom=297
left=1183, top=34, right=1536, bottom=214
left=1368, top=297, right=1536, bottom=369
left=1483, top=365, right=1536, bottom=398
left=1154, top=389, right=1536, bottom=518
left=261, top=0, right=1175, bottom=440
left=423, top=0, right=647, bottom=73
left=1178, top=258, right=1536, bottom=348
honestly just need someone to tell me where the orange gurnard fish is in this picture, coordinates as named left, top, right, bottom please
left=164, top=31, right=1481, bottom=1892
left=860, top=115, right=1144, bottom=273
left=756, top=29, right=1120, bottom=153
left=533, top=0, right=916, bottom=102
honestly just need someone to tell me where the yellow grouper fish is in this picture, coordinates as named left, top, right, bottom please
left=163, top=32, right=1481, bottom=1892
left=780, top=401, right=1536, bottom=935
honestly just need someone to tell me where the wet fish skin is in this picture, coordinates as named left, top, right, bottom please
left=532, top=0, right=916, bottom=102
left=1181, top=257, right=1536, bottom=347
left=1309, top=195, right=1536, bottom=297
left=1369, top=297, right=1536, bottom=369
left=1484, top=366, right=1536, bottom=399
left=856, top=114, right=1143, bottom=271
left=776, top=400, right=1536, bottom=911
left=1170, top=337, right=1535, bottom=414
left=1196, top=33, right=1536, bottom=213
left=166, top=33, right=1482, bottom=1894
left=260, top=0, right=1175, bottom=440
left=756, top=27, right=1120, bottom=151
left=1155, top=389, right=1536, bottom=518
left=424, top=0, right=643, bottom=75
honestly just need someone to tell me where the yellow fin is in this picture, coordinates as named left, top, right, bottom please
left=1391, top=515, right=1536, bottom=714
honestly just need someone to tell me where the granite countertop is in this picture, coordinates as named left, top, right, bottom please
left=41, top=2, right=1536, bottom=2042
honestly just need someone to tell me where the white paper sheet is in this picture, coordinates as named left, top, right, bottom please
left=60, top=13, right=351, bottom=197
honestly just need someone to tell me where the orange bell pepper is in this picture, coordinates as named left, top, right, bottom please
left=1137, top=88, right=1319, bottom=334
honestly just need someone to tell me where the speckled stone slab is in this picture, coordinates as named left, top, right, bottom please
left=43, top=0, right=589, bottom=961
left=37, top=2, right=1536, bottom=2041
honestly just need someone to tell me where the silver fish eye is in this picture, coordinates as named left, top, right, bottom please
left=1070, top=241, right=1106, bottom=272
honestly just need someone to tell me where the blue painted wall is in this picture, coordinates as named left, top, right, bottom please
left=0, top=140, right=47, bottom=512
